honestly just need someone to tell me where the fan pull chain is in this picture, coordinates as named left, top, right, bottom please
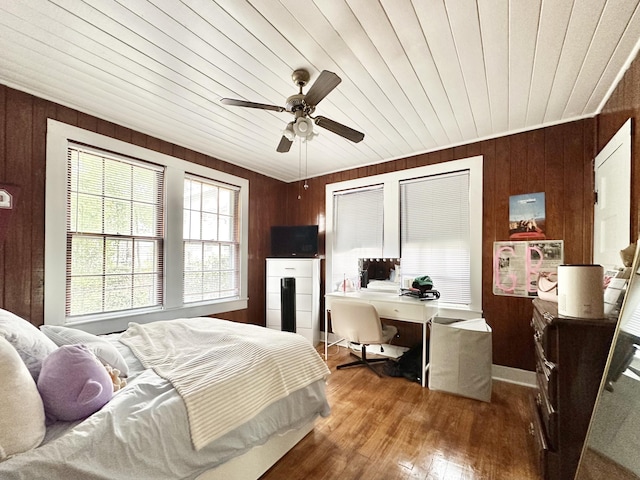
left=304, top=139, right=309, bottom=191
left=298, top=138, right=302, bottom=200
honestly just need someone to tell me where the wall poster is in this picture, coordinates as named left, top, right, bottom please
left=493, top=240, right=564, bottom=297
left=509, top=192, right=546, bottom=240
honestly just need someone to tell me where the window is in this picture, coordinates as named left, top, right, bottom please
left=183, top=175, right=240, bottom=303
left=325, top=156, right=483, bottom=317
left=45, top=120, right=248, bottom=333
left=66, top=145, right=164, bottom=317
left=400, top=171, right=471, bottom=305
left=331, top=185, right=384, bottom=288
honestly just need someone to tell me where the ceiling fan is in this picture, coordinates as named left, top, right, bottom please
left=220, top=69, right=365, bottom=153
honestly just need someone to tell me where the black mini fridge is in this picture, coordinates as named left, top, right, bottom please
left=280, top=277, right=296, bottom=333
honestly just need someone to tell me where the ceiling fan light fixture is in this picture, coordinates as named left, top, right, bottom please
left=220, top=69, right=364, bottom=150
left=293, top=116, right=313, bottom=137
left=283, top=122, right=295, bottom=141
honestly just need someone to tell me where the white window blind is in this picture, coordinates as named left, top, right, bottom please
left=331, top=185, right=384, bottom=289
left=183, top=175, right=240, bottom=303
left=400, top=170, right=471, bottom=305
left=66, top=144, right=164, bottom=318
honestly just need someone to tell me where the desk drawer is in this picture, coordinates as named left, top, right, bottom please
left=374, top=302, right=425, bottom=321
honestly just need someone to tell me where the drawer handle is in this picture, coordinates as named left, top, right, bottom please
left=529, top=422, right=535, bottom=437
left=536, top=393, right=542, bottom=407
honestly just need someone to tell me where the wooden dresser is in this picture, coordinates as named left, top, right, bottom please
left=529, top=299, right=616, bottom=480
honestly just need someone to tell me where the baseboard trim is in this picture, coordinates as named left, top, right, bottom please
left=491, top=364, right=536, bottom=388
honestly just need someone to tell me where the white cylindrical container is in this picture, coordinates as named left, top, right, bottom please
left=557, top=264, right=604, bottom=318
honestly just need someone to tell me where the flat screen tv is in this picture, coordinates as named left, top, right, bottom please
left=270, top=225, right=319, bottom=258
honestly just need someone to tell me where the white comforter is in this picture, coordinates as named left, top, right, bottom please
left=0, top=320, right=331, bottom=480
left=121, top=318, right=331, bottom=450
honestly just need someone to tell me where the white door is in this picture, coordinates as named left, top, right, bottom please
left=593, top=119, right=631, bottom=269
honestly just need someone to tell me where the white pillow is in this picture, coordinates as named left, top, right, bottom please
left=0, top=308, right=57, bottom=381
left=0, top=337, right=46, bottom=460
left=40, top=325, right=129, bottom=377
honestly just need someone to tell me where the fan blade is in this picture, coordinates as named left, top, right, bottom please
left=304, top=71, right=341, bottom=107
left=314, top=116, right=364, bottom=143
left=220, top=98, right=285, bottom=112
left=277, top=135, right=293, bottom=153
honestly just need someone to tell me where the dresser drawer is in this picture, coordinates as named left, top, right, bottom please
left=297, top=310, right=312, bottom=329
left=529, top=395, right=560, bottom=480
left=266, top=260, right=313, bottom=277
left=267, top=292, right=312, bottom=311
left=267, top=293, right=281, bottom=310
left=529, top=394, right=548, bottom=479
left=266, top=276, right=281, bottom=293
left=267, top=303, right=312, bottom=328
left=267, top=276, right=313, bottom=294
left=266, top=309, right=281, bottom=329
left=535, top=342, right=558, bottom=409
left=532, top=308, right=558, bottom=363
left=297, top=294, right=312, bottom=312
left=536, top=388, right=558, bottom=452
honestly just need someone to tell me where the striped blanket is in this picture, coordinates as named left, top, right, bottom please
left=120, top=317, right=330, bottom=450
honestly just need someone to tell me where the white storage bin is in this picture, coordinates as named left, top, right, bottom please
left=428, top=317, right=492, bottom=402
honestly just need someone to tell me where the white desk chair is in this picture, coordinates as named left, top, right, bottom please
left=330, top=300, right=398, bottom=377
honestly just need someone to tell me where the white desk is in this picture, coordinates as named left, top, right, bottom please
left=325, top=291, right=439, bottom=387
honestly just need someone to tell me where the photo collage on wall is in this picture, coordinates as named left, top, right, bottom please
left=493, top=192, right=563, bottom=298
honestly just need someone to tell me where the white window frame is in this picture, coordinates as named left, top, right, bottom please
left=325, top=156, right=483, bottom=318
left=45, top=119, right=249, bottom=334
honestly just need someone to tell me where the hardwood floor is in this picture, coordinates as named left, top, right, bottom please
left=261, top=345, right=540, bottom=480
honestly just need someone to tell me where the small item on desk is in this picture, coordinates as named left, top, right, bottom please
left=420, top=290, right=440, bottom=300
left=400, top=288, right=440, bottom=300
left=399, top=275, right=439, bottom=299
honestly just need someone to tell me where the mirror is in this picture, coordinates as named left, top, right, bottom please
left=576, top=242, right=640, bottom=480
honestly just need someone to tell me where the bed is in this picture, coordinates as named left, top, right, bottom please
left=0, top=312, right=331, bottom=480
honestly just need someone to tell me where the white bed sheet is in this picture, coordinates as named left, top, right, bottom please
left=0, top=333, right=330, bottom=480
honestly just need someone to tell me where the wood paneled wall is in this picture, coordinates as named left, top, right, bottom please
left=0, top=85, right=287, bottom=327
left=284, top=120, right=597, bottom=371
left=5, top=49, right=640, bottom=371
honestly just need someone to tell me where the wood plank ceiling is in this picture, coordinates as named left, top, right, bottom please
left=1, top=0, right=639, bottom=182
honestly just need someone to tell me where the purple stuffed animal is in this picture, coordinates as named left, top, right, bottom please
left=37, top=344, right=114, bottom=422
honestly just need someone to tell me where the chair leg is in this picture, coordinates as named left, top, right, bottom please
left=336, top=344, right=387, bottom=377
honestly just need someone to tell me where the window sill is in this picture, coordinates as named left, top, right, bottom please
left=53, top=298, right=249, bottom=335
